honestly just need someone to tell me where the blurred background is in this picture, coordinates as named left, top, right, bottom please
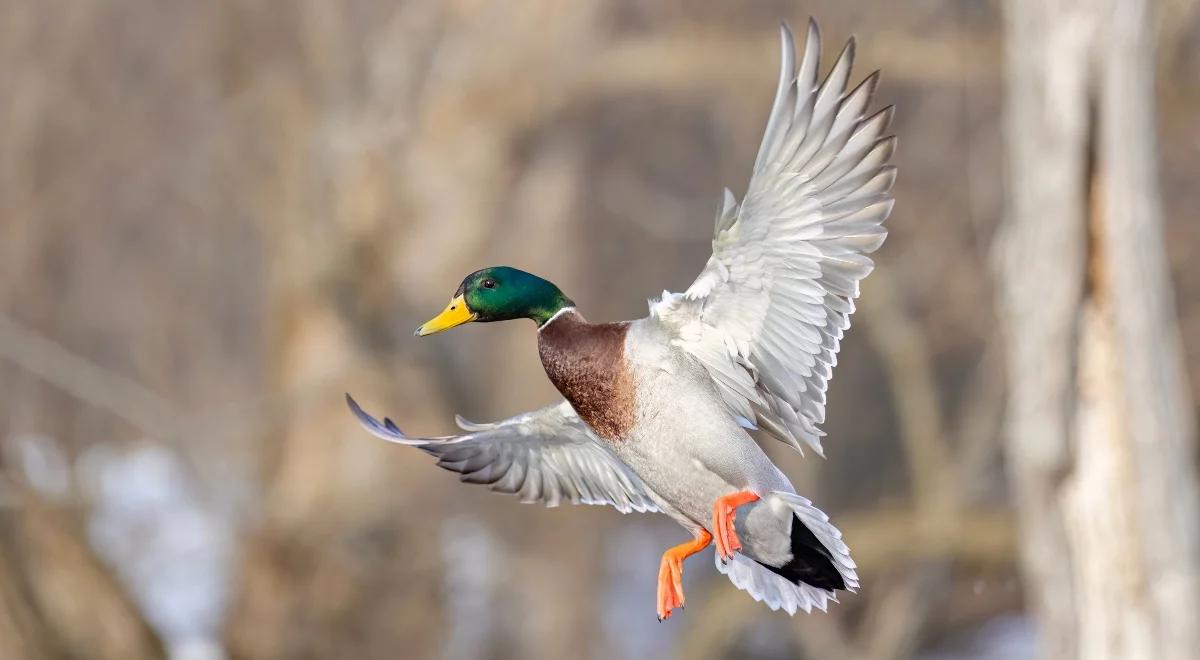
left=2, top=0, right=1198, bottom=658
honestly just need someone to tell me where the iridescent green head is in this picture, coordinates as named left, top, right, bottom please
left=414, top=266, right=574, bottom=336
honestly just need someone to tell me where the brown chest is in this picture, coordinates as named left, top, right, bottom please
left=537, top=311, right=636, bottom=441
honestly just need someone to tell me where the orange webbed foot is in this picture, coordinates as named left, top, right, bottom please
left=655, top=530, right=712, bottom=621
left=712, top=490, right=760, bottom=561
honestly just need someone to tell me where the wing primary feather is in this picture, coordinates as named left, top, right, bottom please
left=792, top=19, right=822, bottom=131
left=753, top=23, right=798, bottom=173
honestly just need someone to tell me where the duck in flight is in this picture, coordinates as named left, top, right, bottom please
left=347, top=19, right=895, bottom=620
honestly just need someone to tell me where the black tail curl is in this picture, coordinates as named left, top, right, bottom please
left=755, top=513, right=846, bottom=591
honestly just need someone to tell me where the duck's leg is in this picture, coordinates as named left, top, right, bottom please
left=712, top=491, right=761, bottom=560
left=656, top=529, right=712, bottom=621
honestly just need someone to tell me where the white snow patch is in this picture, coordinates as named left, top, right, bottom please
left=79, top=443, right=233, bottom=660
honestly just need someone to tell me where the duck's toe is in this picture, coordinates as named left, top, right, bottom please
left=712, top=490, right=761, bottom=561
left=655, top=530, right=712, bottom=621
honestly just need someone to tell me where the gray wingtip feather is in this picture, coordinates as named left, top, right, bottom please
left=877, top=104, right=896, bottom=128
left=753, top=19, right=799, bottom=173
left=454, top=413, right=495, bottom=432
left=345, top=392, right=413, bottom=444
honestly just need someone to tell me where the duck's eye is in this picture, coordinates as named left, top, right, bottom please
left=482, top=278, right=497, bottom=289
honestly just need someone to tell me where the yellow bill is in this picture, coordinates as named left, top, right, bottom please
left=414, top=295, right=475, bottom=336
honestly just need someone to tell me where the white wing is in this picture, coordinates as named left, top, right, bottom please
left=652, top=20, right=896, bottom=455
left=346, top=394, right=658, bottom=513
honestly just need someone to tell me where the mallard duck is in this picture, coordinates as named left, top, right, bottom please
left=347, top=19, right=894, bottom=621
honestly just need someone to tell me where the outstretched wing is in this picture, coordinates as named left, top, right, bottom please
left=652, top=20, right=896, bottom=455
left=346, top=394, right=658, bottom=513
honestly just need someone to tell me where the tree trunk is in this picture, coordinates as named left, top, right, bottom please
left=999, top=0, right=1200, bottom=657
